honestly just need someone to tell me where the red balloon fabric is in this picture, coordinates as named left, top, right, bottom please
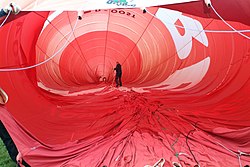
left=0, top=2, right=250, bottom=167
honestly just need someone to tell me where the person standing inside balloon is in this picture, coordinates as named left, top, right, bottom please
left=114, top=62, right=122, bottom=87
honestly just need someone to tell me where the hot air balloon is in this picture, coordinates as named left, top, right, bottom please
left=0, top=0, right=250, bottom=166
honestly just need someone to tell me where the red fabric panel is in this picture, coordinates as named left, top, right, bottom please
left=0, top=6, right=250, bottom=167
left=164, top=0, right=250, bottom=26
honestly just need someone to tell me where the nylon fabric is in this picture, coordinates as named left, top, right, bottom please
left=0, top=3, right=250, bottom=167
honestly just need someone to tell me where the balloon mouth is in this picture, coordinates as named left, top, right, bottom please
left=35, top=10, right=171, bottom=93
left=36, top=30, right=143, bottom=93
left=35, top=9, right=212, bottom=95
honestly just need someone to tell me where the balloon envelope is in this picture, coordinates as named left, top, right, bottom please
left=0, top=0, right=250, bottom=166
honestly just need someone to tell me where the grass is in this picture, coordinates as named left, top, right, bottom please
left=0, top=139, right=16, bottom=167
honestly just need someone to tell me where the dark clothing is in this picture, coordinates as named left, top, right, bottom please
left=0, top=9, right=7, bottom=17
left=0, top=121, right=18, bottom=162
left=114, top=63, right=122, bottom=76
left=0, top=121, right=30, bottom=167
left=115, top=75, right=122, bottom=87
left=114, top=63, right=122, bottom=87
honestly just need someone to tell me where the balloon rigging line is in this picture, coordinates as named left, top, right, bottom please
left=1, top=8, right=248, bottom=73
left=0, top=10, right=11, bottom=27
left=121, top=11, right=156, bottom=66
left=160, top=112, right=199, bottom=164
left=66, top=12, right=97, bottom=80
left=170, top=135, right=190, bottom=160
left=216, top=142, right=250, bottom=167
left=145, top=8, right=250, bottom=34
left=103, top=10, right=111, bottom=77
left=35, top=11, right=94, bottom=75
left=186, top=128, right=200, bottom=167
left=210, top=4, right=250, bottom=40
left=182, top=116, right=250, bottom=167
left=170, top=114, right=201, bottom=166
left=36, top=44, right=80, bottom=78
left=0, top=14, right=79, bottom=72
left=141, top=6, right=247, bottom=87
left=205, top=57, right=245, bottom=96
left=1, top=9, right=249, bottom=166
left=139, top=12, right=214, bottom=76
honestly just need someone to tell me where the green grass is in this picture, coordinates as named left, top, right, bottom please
left=0, top=139, right=16, bottom=167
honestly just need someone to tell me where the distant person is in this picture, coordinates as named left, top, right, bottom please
left=114, top=61, right=122, bottom=87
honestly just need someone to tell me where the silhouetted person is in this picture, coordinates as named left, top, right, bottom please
left=114, top=62, right=122, bottom=87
